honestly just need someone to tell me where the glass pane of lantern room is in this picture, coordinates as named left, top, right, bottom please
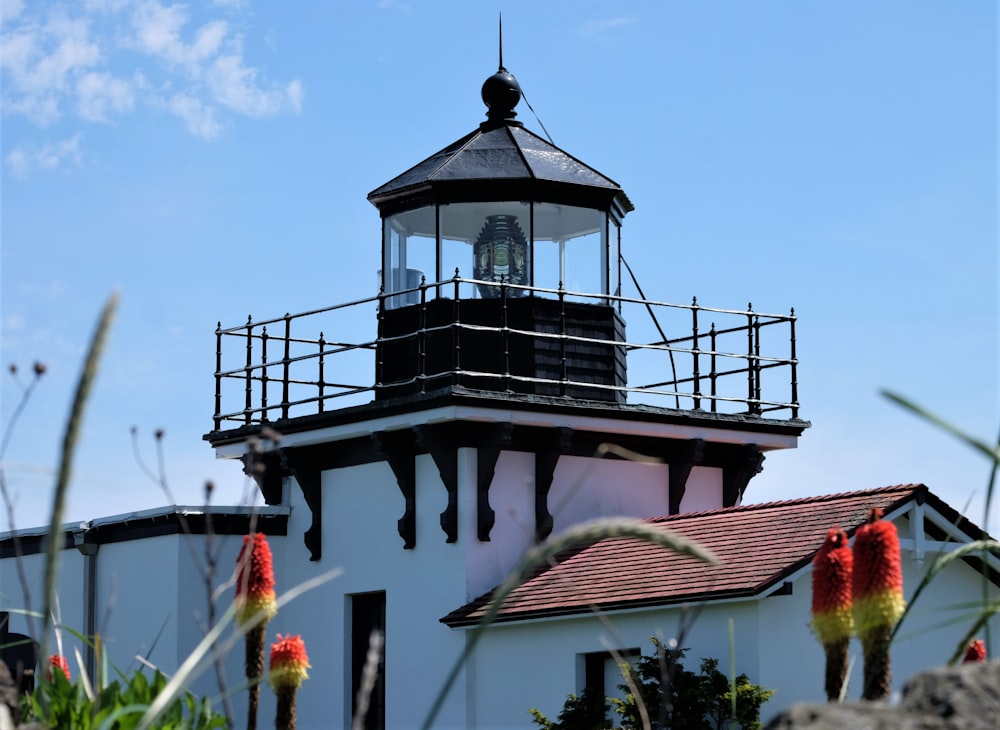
left=533, top=203, right=604, bottom=303
left=608, top=216, right=621, bottom=302
left=382, top=206, right=436, bottom=309
left=440, top=201, right=530, bottom=299
left=606, top=215, right=622, bottom=296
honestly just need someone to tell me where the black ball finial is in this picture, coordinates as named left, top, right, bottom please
left=481, top=67, right=521, bottom=125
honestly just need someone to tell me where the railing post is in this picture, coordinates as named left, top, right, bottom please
left=753, top=314, right=762, bottom=412
left=746, top=303, right=756, bottom=415
left=318, top=331, right=326, bottom=414
left=281, top=314, right=291, bottom=420
left=260, top=325, right=269, bottom=422
left=709, top=323, right=718, bottom=413
left=691, top=297, right=701, bottom=410
left=452, top=270, right=461, bottom=387
left=376, top=287, right=386, bottom=389
left=244, top=315, right=253, bottom=425
left=789, top=308, right=798, bottom=419
left=418, top=276, right=427, bottom=393
left=501, top=275, right=510, bottom=393
left=214, top=322, right=223, bottom=430
left=559, top=282, right=567, bottom=397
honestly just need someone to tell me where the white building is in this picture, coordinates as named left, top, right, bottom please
left=2, top=60, right=998, bottom=730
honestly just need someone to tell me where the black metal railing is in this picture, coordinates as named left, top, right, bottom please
left=211, top=276, right=800, bottom=431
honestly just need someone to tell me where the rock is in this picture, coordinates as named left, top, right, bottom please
left=764, top=660, right=1000, bottom=730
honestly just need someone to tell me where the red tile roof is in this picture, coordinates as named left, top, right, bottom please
left=441, top=484, right=985, bottom=627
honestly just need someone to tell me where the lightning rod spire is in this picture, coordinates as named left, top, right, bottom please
left=498, top=13, right=504, bottom=70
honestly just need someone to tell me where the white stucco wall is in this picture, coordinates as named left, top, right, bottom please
left=678, top=465, right=723, bottom=513
left=466, top=450, right=535, bottom=600
left=549, top=456, right=672, bottom=533
left=96, top=535, right=181, bottom=673
left=0, top=546, right=86, bottom=654
left=274, top=456, right=473, bottom=730
left=172, top=531, right=254, bottom=716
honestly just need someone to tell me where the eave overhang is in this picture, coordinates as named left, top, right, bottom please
left=204, top=386, right=810, bottom=455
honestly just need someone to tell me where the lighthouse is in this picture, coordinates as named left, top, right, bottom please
left=204, top=60, right=806, bottom=729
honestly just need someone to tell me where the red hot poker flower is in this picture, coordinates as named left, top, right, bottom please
left=237, top=532, right=278, bottom=730
left=810, top=526, right=854, bottom=701
left=48, top=654, right=70, bottom=682
left=810, top=526, right=854, bottom=645
left=962, top=639, right=986, bottom=664
left=852, top=507, right=906, bottom=701
left=270, top=634, right=309, bottom=730
left=269, top=634, right=310, bottom=691
left=852, top=507, right=905, bottom=636
left=235, top=533, right=278, bottom=626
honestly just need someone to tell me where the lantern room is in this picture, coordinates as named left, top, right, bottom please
left=369, top=66, right=632, bottom=307
left=368, top=64, right=634, bottom=401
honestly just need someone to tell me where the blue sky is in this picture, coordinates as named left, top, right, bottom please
left=2, top=1, right=997, bottom=535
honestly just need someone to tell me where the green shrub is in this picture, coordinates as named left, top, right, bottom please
left=530, top=686, right=612, bottom=730
left=20, top=665, right=228, bottom=730
left=531, top=639, right=775, bottom=730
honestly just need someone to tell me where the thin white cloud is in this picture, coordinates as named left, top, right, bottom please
left=206, top=52, right=299, bottom=116
left=5, top=133, right=83, bottom=178
left=76, top=70, right=137, bottom=121
left=287, top=79, right=303, bottom=113
left=0, top=11, right=101, bottom=125
left=582, top=17, right=636, bottom=36
left=3, top=313, right=26, bottom=332
left=83, top=0, right=132, bottom=12
left=1, top=0, right=303, bottom=167
left=168, top=92, right=221, bottom=139
left=377, top=0, right=414, bottom=14
left=0, top=0, right=25, bottom=26
left=127, top=2, right=227, bottom=71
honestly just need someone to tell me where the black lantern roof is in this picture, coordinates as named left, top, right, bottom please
left=367, top=67, right=634, bottom=218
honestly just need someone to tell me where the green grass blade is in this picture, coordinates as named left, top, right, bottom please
left=96, top=703, right=150, bottom=730
left=880, top=390, right=999, bottom=463
left=946, top=599, right=1000, bottom=666
left=889, top=539, right=1000, bottom=645
left=40, top=293, right=118, bottom=682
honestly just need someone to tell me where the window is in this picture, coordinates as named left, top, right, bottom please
left=582, top=648, right=640, bottom=704
left=351, top=592, right=386, bottom=730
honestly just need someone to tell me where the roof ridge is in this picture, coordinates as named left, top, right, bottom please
left=650, top=484, right=926, bottom=524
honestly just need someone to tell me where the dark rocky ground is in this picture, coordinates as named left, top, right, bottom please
left=765, top=660, right=999, bottom=730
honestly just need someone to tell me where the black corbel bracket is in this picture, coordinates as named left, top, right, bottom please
left=477, top=422, right=513, bottom=541
left=415, top=423, right=460, bottom=543
left=372, top=430, right=418, bottom=549
left=668, top=438, right=706, bottom=515
left=281, top=448, right=323, bottom=561
left=722, top=444, right=765, bottom=507
left=534, top=427, right=573, bottom=541
left=244, top=450, right=285, bottom=506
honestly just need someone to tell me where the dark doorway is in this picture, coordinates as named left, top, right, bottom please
left=351, top=592, right=386, bottom=730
